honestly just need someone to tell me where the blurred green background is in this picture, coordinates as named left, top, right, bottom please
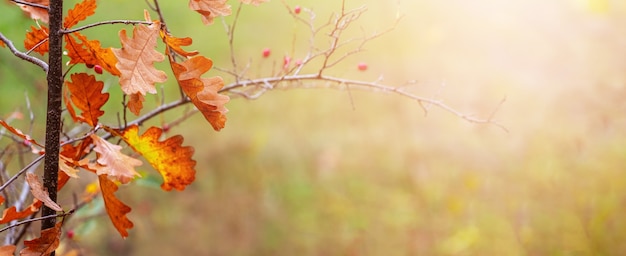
left=2, top=0, right=626, bottom=255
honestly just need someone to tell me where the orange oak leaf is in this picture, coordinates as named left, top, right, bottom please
left=127, top=93, right=144, bottom=115
left=112, top=13, right=167, bottom=95
left=0, top=197, right=42, bottom=225
left=65, top=32, right=120, bottom=76
left=0, top=120, right=44, bottom=151
left=98, top=174, right=133, bottom=238
left=63, top=88, right=79, bottom=123
left=0, top=40, right=5, bottom=48
left=90, top=134, right=142, bottom=184
left=120, top=125, right=196, bottom=191
left=162, top=32, right=198, bottom=57
left=171, top=56, right=229, bottom=131
left=65, top=73, right=109, bottom=126
left=25, top=173, right=62, bottom=212
left=16, top=0, right=49, bottom=23
left=240, top=0, right=268, bottom=5
left=0, top=245, right=16, bottom=256
left=188, top=0, right=232, bottom=25
left=24, top=25, right=49, bottom=55
left=64, top=0, right=97, bottom=29
left=20, top=222, right=62, bottom=256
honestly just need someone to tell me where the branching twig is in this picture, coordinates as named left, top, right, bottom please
left=0, top=33, right=48, bottom=72
left=61, top=20, right=153, bottom=34
left=0, top=210, right=73, bottom=234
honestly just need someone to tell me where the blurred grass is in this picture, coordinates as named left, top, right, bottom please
left=2, top=0, right=626, bottom=255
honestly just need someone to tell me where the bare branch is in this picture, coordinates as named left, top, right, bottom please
left=10, top=0, right=49, bottom=10
left=61, top=20, right=153, bottom=34
left=0, top=33, right=48, bottom=72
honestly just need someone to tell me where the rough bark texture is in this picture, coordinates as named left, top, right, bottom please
left=42, top=0, right=63, bottom=234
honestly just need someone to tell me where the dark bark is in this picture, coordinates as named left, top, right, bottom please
left=41, top=0, right=63, bottom=234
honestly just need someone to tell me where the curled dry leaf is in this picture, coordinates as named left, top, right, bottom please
left=99, top=175, right=134, bottom=238
left=162, top=33, right=198, bottom=58
left=25, top=173, right=63, bottom=212
left=20, top=223, right=62, bottom=256
left=0, top=196, right=42, bottom=225
left=120, top=125, right=196, bottom=191
left=188, top=0, right=232, bottom=25
left=15, top=0, right=49, bottom=23
left=90, top=134, right=142, bottom=184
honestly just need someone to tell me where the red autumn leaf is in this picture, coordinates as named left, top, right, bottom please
left=162, top=32, right=198, bottom=58
left=120, top=125, right=196, bottom=191
left=90, top=134, right=142, bottom=184
left=0, top=197, right=42, bottom=225
left=65, top=73, right=109, bottom=126
left=24, top=25, right=49, bottom=55
left=98, top=174, right=133, bottom=238
left=25, top=173, right=63, bottom=212
left=188, top=0, right=232, bottom=25
left=113, top=12, right=167, bottom=95
left=65, top=32, right=120, bottom=76
left=171, top=56, right=229, bottom=131
left=127, top=93, right=145, bottom=116
left=240, top=0, right=268, bottom=5
left=15, top=0, right=49, bottom=23
left=20, top=222, right=62, bottom=256
left=64, top=0, right=97, bottom=29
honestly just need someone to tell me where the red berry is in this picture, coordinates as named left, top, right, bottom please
left=357, top=62, right=368, bottom=71
left=294, top=6, right=302, bottom=14
left=94, top=65, right=103, bottom=74
left=295, top=59, right=302, bottom=66
left=162, top=124, right=170, bottom=132
left=262, top=48, right=271, bottom=58
left=85, top=63, right=94, bottom=69
left=283, top=56, right=291, bottom=69
left=66, top=230, right=75, bottom=239
left=22, top=140, right=31, bottom=148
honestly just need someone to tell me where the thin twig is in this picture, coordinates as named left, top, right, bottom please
left=0, top=154, right=44, bottom=193
left=61, top=20, right=153, bottom=34
left=0, top=33, right=48, bottom=72
left=10, top=0, right=49, bottom=10
left=0, top=211, right=73, bottom=234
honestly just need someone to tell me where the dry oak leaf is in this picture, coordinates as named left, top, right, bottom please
left=0, top=196, right=42, bottom=225
left=240, top=0, right=269, bottom=5
left=171, top=56, right=229, bottom=131
left=98, top=174, right=134, bottom=238
left=64, top=0, right=97, bottom=29
left=0, top=120, right=44, bottom=154
left=65, top=32, right=121, bottom=76
left=25, top=173, right=63, bottom=212
left=162, top=32, right=198, bottom=57
left=0, top=40, right=5, bottom=48
left=120, top=125, right=196, bottom=191
left=0, top=245, right=16, bottom=256
left=20, top=222, right=62, bottom=256
left=65, top=73, right=109, bottom=126
left=127, top=93, right=145, bottom=115
left=59, top=155, right=80, bottom=178
left=24, top=25, right=49, bottom=55
left=189, top=0, right=232, bottom=25
left=90, top=134, right=142, bottom=184
left=112, top=19, right=167, bottom=95
left=16, top=0, right=49, bottom=23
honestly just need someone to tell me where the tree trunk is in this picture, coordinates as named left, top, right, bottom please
left=41, top=0, right=63, bottom=235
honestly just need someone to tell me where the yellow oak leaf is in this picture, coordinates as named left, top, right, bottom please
left=112, top=14, right=167, bottom=95
left=90, top=134, right=142, bottom=184
left=120, top=125, right=196, bottom=191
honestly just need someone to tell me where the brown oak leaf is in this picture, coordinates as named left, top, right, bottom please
left=188, top=0, right=232, bottom=25
left=171, top=56, right=229, bottom=130
left=15, top=0, right=49, bottom=23
left=25, top=173, right=62, bottom=212
left=112, top=14, right=167, bottom=95
left=20, top=223, right=62, bottom=256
